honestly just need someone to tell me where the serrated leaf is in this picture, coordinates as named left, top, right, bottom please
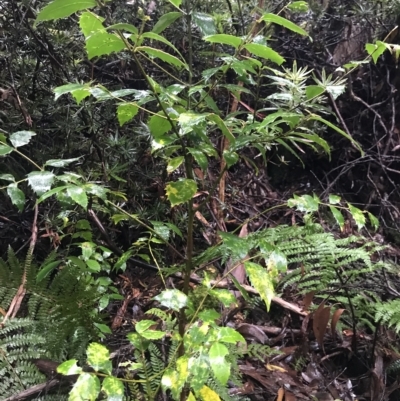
left=244, top=43, right=284, bottom=65
left=137, top=46, right=188, bottom=69
left=166, top=179, right=197, bottom=206
left=223, top=150, right=239, bottom=167
left=154, top=289, right=188, bottom=311
left=206, top=114, right=235, bottom=144
left=148, top=113, right=173, bottom=138
left=36, top=0, right=96, bottom=22
left=259, top=13, right=308, bottom=36
left=45, top=157, right=80, bottom=167
left=101, top=377, right=124, bottom=401
left=9, top=131, right=36, bottom=147
left=69, top=372, right=100, bottom=401
left=27, top=171, right=55, bottom=196
left=245, top=261, right=275, bottom=311
left=152, top=12, right=182, bottom=34
left=192, top=12, right=216, bottom=36
left=329, top=205, right=345, bottom=231
left=66, top=185, right=88, bottom=209
left=87, top=343, right=112, bottom=374
left=204, top=34, right=242, bottom=49
left=209, top=342, right=230, bottom=385
left=57, top=359, right=82, bottom=375
left=86, top=31, right=126, bottom=59
left=198, top=309, right=220, bottom=322
left=366, top=41, right=387, bottom=64
left=7, top=184, right=25, bottom=211
left=287, top=194, right=319, bottom=213
left=167, top=156, right=184, bottom=173
left=348, top=203, right=366, bottom=230
left=188, top=148, right=208, bottom=171
left=117, top=103, right=139, bottom=126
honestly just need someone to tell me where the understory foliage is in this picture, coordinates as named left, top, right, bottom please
left=0, top=0, right=399, bottom=400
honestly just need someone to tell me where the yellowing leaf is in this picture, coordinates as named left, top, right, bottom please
left=265, top=363, right=287, bottom=372
left=198, top=385, right=221, bottom=401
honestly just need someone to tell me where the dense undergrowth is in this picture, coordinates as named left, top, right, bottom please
left=1, top=0, right=400, bottom=400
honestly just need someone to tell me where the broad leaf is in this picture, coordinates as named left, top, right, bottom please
left=209, top=342, right=230, bottom=385
left=166, top=179, right=197, bottom=206
left=260, top=13, right=308, bottom=36
left=207, top=114, right=235, bottom=144
left=148, top=113, right=173, bottom=138
left=188, top=148, right=208, bottom=170
left=329, top=194, right=341, bottom=204
left=152, top=12, right=182, bottom=34
left=348, top=203, right=366, bottom=229
left=287, top=194, right=319, bottom=213
left=107, top=22, right=138, bottom=34
left=0, top=144, right=13, bottom=155
left=329, top=205, right=344, bottom=231
left=368, top=212, right=379, bottom=231
left=36, top=0, right=96, bottom=22
left=7, top=184, right=25, bottom=211
left=245, top=261, right=275, bottom=311
left=217, top=327, right=244, bottom=343
left=0, top=174, right=15, bottom=182
left=154, top=289, right=188, bottom=312
left=223, top=150, right=239, bottom=168
left=117, top=103, right=139, bottom=126
left=87, top=343, right=112, bottom=374
left=86, top=31, right=126, bottom=59
left=204, top=34, right=242, bottom=49
left=57, top=359, right=82, bottom=375
left=192, top=12, right=216, bottom=36
left=198, top=385, right=221, bottom=401
left=9, top=131, right=36, bottom=147
left=69, top=373, right=100, bottom=401
left=366, top=41, right=388, bottom=64
left=66, top=185, right=88, bottom=209
left=306, top=85, right=325, bottom=100
left=27, top=171, right=55, bottom=196
left=244, top=43, right=284, bottom=65
left=167, top=156, right=184, bottom=173
left=101, top=376, right=124, bottom=401
left=166, top=0, right=182, bottom=8
left=54, top=83, right=88, bottom=100
left=136, top=46, right=188, bottom=69
left=45, top=157, right=80, bottom=167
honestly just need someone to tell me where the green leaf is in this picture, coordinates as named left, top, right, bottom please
left=9, top=131, right=36, bottom=147
left=365, top=41, right=388, bottom=64
left=287, top=1, right=309, bottom=12
left=45, top=157, right=80, bottom=167
left=167, top=156, right=184, bottom=173
left=87, top=343, right=112, bottom=374
left=27, top=171, right=55, bottom=196
left=86, top=31, right=126, bottom=59
left=217, top=326, right=245, bottom=343
left=198, top=309, right=220, bottom=322
left=137, top=46, right=188, bottom=69
left=188, top=148, right=208, bottom=171
left=192, top=12, right=216, bottom=36
left=245, top=261, right=275, bottom=311
left=368, top=212, right=379, bottom=231
left=66, top=185, right=88, bottom=209
left=306, top=85, right=325, bottom=100
left=102, top=377, right=124, bottom=401
left=223, top=150, right=239, bottom=168
left=166, top=179, right=197, bottom=206
left=154, top=289, right=188, bottom=312
left=0, top=174, right=15, bottom=182
left=152, top=12, right=182, bottom=34
left=142, top=32, right=184, bottom=59
left=244, top=43, right=285, bottom=65
left=54, top=83, right=88, bottom=100
left=166, top=0, right=182, bottom=8
left=86, top=259, right=101, bottom=272
left=107, top=22, right=138, bottom=35
left=348, top=203, right=366, bottom=230
left=69, top=373, right=101, bottom=401
left=36, top=0, right=96, bottom=22
left=36, top=260, right=61, bottom=282
left=79, top=11, right=104, bottom=36
left=209, top=289, right=236, bottom=307
left=309, top=114, right=363, bottom=153
left=209, top=343, right=230, bottom=385
left=287, top=194, right=319, bottom=213
left=148, top=113, right=173, bottom=138
left=329, top=205, right=344, bottom=231
left=206, top=114, right=235, bottom=144
left=204, top=34, right=242, bottom=49
left=329, top=194, right=341, bottom=204
left=0, top=144, right=13, bottom=155
left=117, top=103, right=139, bottom=126
left=135, top=320, right=166, bottom=340
left=259, top=13, right=308, bottom=36
left=7, top=184, right=25, bottom=212
left=57, top=359, right=82, bottom=375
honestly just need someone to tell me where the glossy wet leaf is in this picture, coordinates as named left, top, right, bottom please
left=154, top=289, right=188, bottom=311
left=7, top=184, right=25, bottom=212
left=27, top=171, right=55, bottom=196
left=9, top=131, right=36, bottom=147
left=245, top=262, right=275, bottom=311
